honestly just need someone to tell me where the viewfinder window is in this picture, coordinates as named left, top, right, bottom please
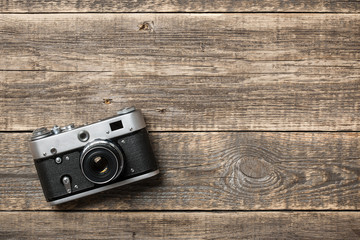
left=110, top=120, right=123, bottom=131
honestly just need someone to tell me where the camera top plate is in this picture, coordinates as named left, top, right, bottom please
left=29, top=109, right=146, bottom=160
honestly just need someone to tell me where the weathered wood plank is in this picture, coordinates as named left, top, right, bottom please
left=1, top=14, right=359, bottom=131
left=2, top=14, right=359, bottom=72
left=1, top=212, right=360, bottom=239
left=0, top=0, right=359, bottom=13
left=2, top=71, right=359, bottom=131
left=1, top=132, right=360, bottom=210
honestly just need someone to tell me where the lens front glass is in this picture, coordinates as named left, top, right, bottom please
left=90, top=156, right=109, bottom=175
left=80, top=141, right=124, bottom=184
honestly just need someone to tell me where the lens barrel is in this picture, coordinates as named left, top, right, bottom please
left=80, top=140, right=124, bottom=184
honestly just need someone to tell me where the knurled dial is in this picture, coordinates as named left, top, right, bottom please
left=61, top=123, right=75, bottom=132
left=117, top=106, right=136, bottom=115
left=31, top=127, right=53, bottom=140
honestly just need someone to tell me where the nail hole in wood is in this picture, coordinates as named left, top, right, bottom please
left=138, top=21, right=154, bottom=32
left=103, top=99, right=113, bottom=104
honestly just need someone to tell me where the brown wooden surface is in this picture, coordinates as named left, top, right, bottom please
left=0, top=0, right=359, bottom=13
left=1, top=14, right=359, bottom=131
left=1, top=1, right=360, bottom=238
left=2, top=212, right=360, bottom=239
left=1, top=132, right=360, bottom=211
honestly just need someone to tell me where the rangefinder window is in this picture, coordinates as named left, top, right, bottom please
left=110, top=120, right=123, bottom=131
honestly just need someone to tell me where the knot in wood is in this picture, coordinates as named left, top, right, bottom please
left=239, top=156, right=271, bottom=179
left=138, top=21, right=154, bottom=32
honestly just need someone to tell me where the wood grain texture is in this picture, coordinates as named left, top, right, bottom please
left=1, top=0, right=359, bottom=238
left=1, top=212, right=360, bottom=239
left=1, top=14, right=359, bottom=131
left=2, top=71, right=359, bottom=132
left=1, top=132, right=360, bottom=210
left=0, top=0, right=359, bottom=13
left=2, top=14, right=359, bottom=73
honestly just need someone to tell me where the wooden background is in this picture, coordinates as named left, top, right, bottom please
left=1, top=0, right=360, bottom=239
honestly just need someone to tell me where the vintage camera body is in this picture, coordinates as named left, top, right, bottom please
left=29, top=107, right=159, bottom=205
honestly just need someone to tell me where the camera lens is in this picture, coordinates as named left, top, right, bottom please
left=80, top=140, right=124, bottom=184
left=90, top=156, right=109, bottom=175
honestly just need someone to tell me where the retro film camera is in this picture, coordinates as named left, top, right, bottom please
left=29, top=107, right=159, bottom=205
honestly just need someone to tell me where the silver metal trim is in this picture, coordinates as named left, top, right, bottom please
left=49, top=169, right=160, bottom=205
left=29, top=110, right=146, bottom=160
left=52, top=125, right=61, bottom=135
left=62, top=176, right=72, bottom=194
left=117, top=106, right=136, bottom=115
left=31, top=127, right=53, bottom=141
left=62, top=123, right=75, bottom=132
